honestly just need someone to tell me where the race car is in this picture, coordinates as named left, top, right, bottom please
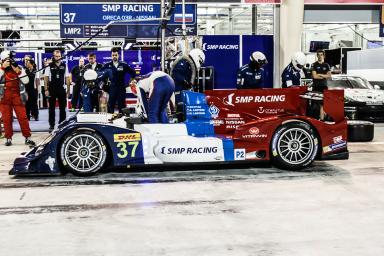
left=10, top=87, right=348, bottom=176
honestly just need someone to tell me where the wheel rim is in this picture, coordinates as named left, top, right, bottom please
left=277, top=128, right=314, bottom=165
left=64, top=134, right=103, bottom=173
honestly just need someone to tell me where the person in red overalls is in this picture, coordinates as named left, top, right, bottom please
left=0, top=51, right=35, bottom=146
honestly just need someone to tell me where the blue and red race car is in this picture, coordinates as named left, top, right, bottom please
left=10, top=87, right=348, bottom=176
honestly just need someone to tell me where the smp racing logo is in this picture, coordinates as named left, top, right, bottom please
left=223, top=94, right=286, bottom=106
left=223, top=93, right=235, bottom=106
left=161, top=147, right=218, bottom=154
left=202, top=43, right=239, bottom=51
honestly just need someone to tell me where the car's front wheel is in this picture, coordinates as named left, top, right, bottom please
left=60, top=130, right=107, bottom=176
left=271, top=122, right=318, bottom=170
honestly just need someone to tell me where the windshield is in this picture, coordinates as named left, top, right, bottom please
left=327, top=78, right=351, bottom=89
left=348, top=77, right=373, bottom=89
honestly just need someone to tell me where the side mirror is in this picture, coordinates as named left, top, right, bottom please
left=374, top=85, right=381, bottom=90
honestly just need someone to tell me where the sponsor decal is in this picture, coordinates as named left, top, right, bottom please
left=45, top=156, right=56, bottom=171
left=224, top=94, right=286, bottom=106
left=243, top=127, right=266, bottom=139
left=213, top=119, right=224, bottom=126
left=227, top=113, right=240, bottom=118
left=234, top=148, right=246, bottom=160
left=249, top=127, right=260, bottom=135
left=209, top=104, right=220, bottom=118
left=257, top=107, right=284, bottom=114
left=114, top=133, right=141, bottom=142
left=333, top=135, right=343, bottom=144
left=161, top=146, right=218, bottom=154
left=202, top=43, right=239, bottom=51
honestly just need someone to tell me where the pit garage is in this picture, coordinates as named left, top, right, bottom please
left=0, top=1, right=384, bottom=255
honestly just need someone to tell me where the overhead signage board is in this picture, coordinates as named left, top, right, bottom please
left=60, top=3, right=197, bottom=38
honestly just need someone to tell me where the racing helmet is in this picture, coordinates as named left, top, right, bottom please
left=189, top=48, right=205, bottom=70
left=291, top=52, right=306, bottom=71
left=83, top=69, right=98, bottom=88
left=0, top=50, right=11, bottom=61
left=250, top=51, right=267, bottom=66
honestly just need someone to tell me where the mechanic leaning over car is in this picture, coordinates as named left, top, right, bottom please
left=237, top=51, right=267, bottom=89
left=311, top=49, right=332, bottom=120
left=134, top=71, right=175, bottom=123
left=170, top=48, right=205, bottom=104
left=81, top=52, right=104, bottom=112
left=0, top=51, right=36, bottom=147
left=44, top=49, right=71, bottom=133
left=281, top=52, right=306, bottom=88
left=100, top=47, right=136, bottom=114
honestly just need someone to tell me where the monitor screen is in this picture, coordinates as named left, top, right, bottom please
left=309, top=41, right=330, bottom=52
left=367, top=41, right=382, bottom=49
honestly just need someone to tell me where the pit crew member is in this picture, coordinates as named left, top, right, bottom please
left=0, top=50, right=35, bottom=146
left=281, top=52, right=306, bottom=88
left=237, top=51, right=267, bottom=89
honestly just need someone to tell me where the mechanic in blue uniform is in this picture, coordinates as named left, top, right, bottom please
left=81, top=69, right=99, bottom=112
left=237, top=51, right=267, bottom=89
left=170, top=48, right=205, bottom=103
left=281, top=52, right=307, bottom=88
left=134, top=71, right=175, bottom=123
left=100, top=47, right=136, bottom=113
left=81, top=52, right=103, bottom=112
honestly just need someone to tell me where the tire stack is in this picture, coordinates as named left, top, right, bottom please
left=347, top=120, right=374, bottom=142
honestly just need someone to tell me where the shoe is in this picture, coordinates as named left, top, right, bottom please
left=25, top=137, right=36, bottom=147
left=49, top=126, right=54, bottom=133
left=5, top=138, right=12, bottom=146
left=35, top=117, right=39, bottom=121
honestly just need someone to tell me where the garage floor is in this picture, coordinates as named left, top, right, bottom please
left=0, top=125, right=383, bottom=255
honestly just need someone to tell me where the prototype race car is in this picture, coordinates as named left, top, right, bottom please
left=10, top=88, right=348, bottom=176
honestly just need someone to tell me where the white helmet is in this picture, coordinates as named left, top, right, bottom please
left=291, top=52, right=306, bottom=71
left=0, top=50, right=11, bottom=61
left=83, top=69, right=98, bottom=81
left=189, top=48, right=205, bottom=69
left=250, top=51, right=267, bottom=66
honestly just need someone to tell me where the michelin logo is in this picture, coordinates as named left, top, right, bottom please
left=202, top=43, right=239, bottom=51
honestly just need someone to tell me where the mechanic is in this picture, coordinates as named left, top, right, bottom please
left=82, top=52, right=103, bottom=112
left=70, top=57, right=85, bottom=111
left=311, top=49, right=332, bottom=120
left=237, top=51, right=267, bottom=89
left=44, top=49, right=71, bottom=132
left=25, top=59, right=39, bottom=121
left=81, top=69, right=100, bottom=112
left=0, top=51, right=35, bottom=146
left=170, top=48, right=205, bottom=104
left=134, top=71, right=175, bottom=123
left=281, top=52, right=307, bottom=88
left=100, top=47, right=136, bottom=113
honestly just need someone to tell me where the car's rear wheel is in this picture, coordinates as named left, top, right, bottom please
left=60, top=130, right=107, bottom=176
left=271, top=122, right=318, bottom=170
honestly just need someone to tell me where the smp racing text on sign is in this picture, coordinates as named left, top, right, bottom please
left=161, top=147, right=218, bottom=154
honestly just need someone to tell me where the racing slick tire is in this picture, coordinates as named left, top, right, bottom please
left=60, top=130, right=108, bottom=176
left=347, top=120, right=374, bottom=142
left=271, top=122, right=318, bottom=170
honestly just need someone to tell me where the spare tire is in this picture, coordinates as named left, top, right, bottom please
left=347, top=120, right=374, bottom=142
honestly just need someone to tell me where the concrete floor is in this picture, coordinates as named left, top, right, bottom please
left=0, top=125, right=383, bottom=255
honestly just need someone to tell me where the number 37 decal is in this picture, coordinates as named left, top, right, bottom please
left=117, top=141, right=139, bottom=158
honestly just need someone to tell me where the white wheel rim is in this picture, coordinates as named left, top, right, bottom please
left=64, top=134, right=103, bottom=173
left=277, top=128, right=314, bottom=165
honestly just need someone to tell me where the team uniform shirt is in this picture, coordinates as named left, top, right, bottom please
left=236, top=64, right=264, bottom=89
left=101, top=61, right=136, bottom=90
left=311, top=61, right=331, bottom=92
left=281, top=63, right=304, bottom=88
left=44, top=62, right=70, bottom=89
left=171, top=58, right=193, bottom=92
